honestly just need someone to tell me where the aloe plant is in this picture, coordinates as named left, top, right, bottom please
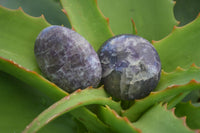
left=0, top=0, right=200, bottom=132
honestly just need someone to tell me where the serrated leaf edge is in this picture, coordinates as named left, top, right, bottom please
left=123, top=77, right=200, bottom=121
left=0, top=5, right=51, bottom=26
left=0, top=57, right=68, bottom=96
left=104, top=105, right=141, bottom=133
left=96, top=0, right=114, bottom=36
left=23, top=87, right=121, bottom=133
left=152, top=12, right=200, bottom=45
left=161, top=63, right=200, bottom=76
left=163, top=104, right=200, bottom=133
left=176, top=101, right=200, bottom=132
left=60, top=0, right=115, bottom=36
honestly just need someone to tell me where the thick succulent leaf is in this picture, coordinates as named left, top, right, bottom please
left=167, top=91, right=190, bottom=109
left=182, top=90, right=200, bottom=103
left=155, top=65, right=200, bottom=108
left=71, top=108, right=111, bottom=133
left=122, top=66, right=200, bottom=122
left=0, top=58, right=112, bottom=132
left=133, top=104, right=195, bottom=133
left=0, top=0, right=70, bottom=27
left=60, top=0, right=114, bottom=51
left=131, top=0, right=178, bottom=41
left=174, top=0, right=200, bottom=26
left=98, top=0, right=178, bottom=41
left=154, top=14, right=200, bottom=72
left=0, top=6, right=114, bottom=132
left=175, top=102, right=200, bottom=129
left=0, top=72, right=78, bottom=133
left=97, top=0, right=136, bottom=35
left=0, top=58, right=111, bottom=132
left=0, top=5, right=50, bottom=72
left=97, top=106, right=140, bottom=133
left=155, top=65, right=200, bottom=91
left=0, top=57, right=67, bottom=101
left=23, top=87, right=121, bottom=133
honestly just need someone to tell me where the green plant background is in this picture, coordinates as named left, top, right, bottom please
left=0, top=0, right=200, bottom=132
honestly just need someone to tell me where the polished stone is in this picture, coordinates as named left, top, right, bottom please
left=34, top=26, right=102, bottom=92
left=98, top=34, right=161, bottom=100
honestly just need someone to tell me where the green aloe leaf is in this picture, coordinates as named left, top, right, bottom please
left=182, top=90, right=200, bottom=103
left=0, top=72, right=78, bottom=133
left=0, top=0, right=70, bottom=27
left=0, top=5, right=67, bottom=101
left=122, top=65, right=200, bottom=122
left=0, top=6, right=115, bottom=132
left=60, top=0, right=114, bottom=51
left=23, top=87, right=121, bottom=133
left=174, top=0, right=200, bottom=26
left=97, top=0, right=136, bottom=35
left=98, top=0, right=178, bottom=41
left=167, top=91, right=190, bottom=109
left=0, top=57, right=112, bottom=132
left=71, top=108, right=111, bottom=133
left=0, top=57, right=67, bottom=101
left=154, top=14, right=200, bottom=72
left=133, top=104, right=196, bottom=133
left=175, top=102, right=200, bottom=129
left=97, top=106, right=140, bottom=133
left=0, top=5, right=50, bottom=72
left=155, top=65, right=200, bottom=91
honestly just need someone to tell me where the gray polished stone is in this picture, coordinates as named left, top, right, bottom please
left=98, top=35, right=161, bottom=100
left=34, top=26, right=102, bottom=92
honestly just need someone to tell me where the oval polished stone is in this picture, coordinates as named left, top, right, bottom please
left=98, top=34, right=161, bottom=100
left=34, top=25, right=102, bottom=92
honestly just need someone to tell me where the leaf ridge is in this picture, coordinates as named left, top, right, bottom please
left=98, top=105, right=141, bottom=133
left=123, top=79, right=200, bottom=122
left=0, top=57, right=68, bottom=101
left=0, top=5, right=50, bottom=25
left=23, top=87, right=121, bottom=133
left=60, top=0, right=114, bottom=51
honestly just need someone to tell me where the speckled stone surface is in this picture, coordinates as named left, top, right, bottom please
left=34, top=25, right=102, bottom=92
left=98, top=34, right=161, bottom=100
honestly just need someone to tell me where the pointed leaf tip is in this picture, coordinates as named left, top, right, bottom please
left=75, top=89, right=82, bottom=93
left=105, top=17, right=109, bottom=24
left=131, top=18, right=138, bottom=35
left=61, top=8, right=67, bottom=15
left=71, top=26, right=76, bottom=31
left=198, top=12, right=200, bottom=18
left=190, top=63, right=200, bottom=68
left=177, top=20, right=181, bottom=25
left=175, top=66, right=185, bottom=71
left=40, top=14, right=44, bottom=18
left=18, top=6, right=23, bottom=11
left=189, top=79, right=199, bottom=84
left=172, top=25, right=180, bottom=32
left=88, top=86, right=93, bottom=89
left=151, top=40, right=160, bottom=45
left=161, top=69, right=168, bottom=75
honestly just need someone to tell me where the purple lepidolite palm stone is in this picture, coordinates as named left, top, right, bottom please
left=34, top=25, right=102, bottom=92
left=98, top=34, right=161, bottom=100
